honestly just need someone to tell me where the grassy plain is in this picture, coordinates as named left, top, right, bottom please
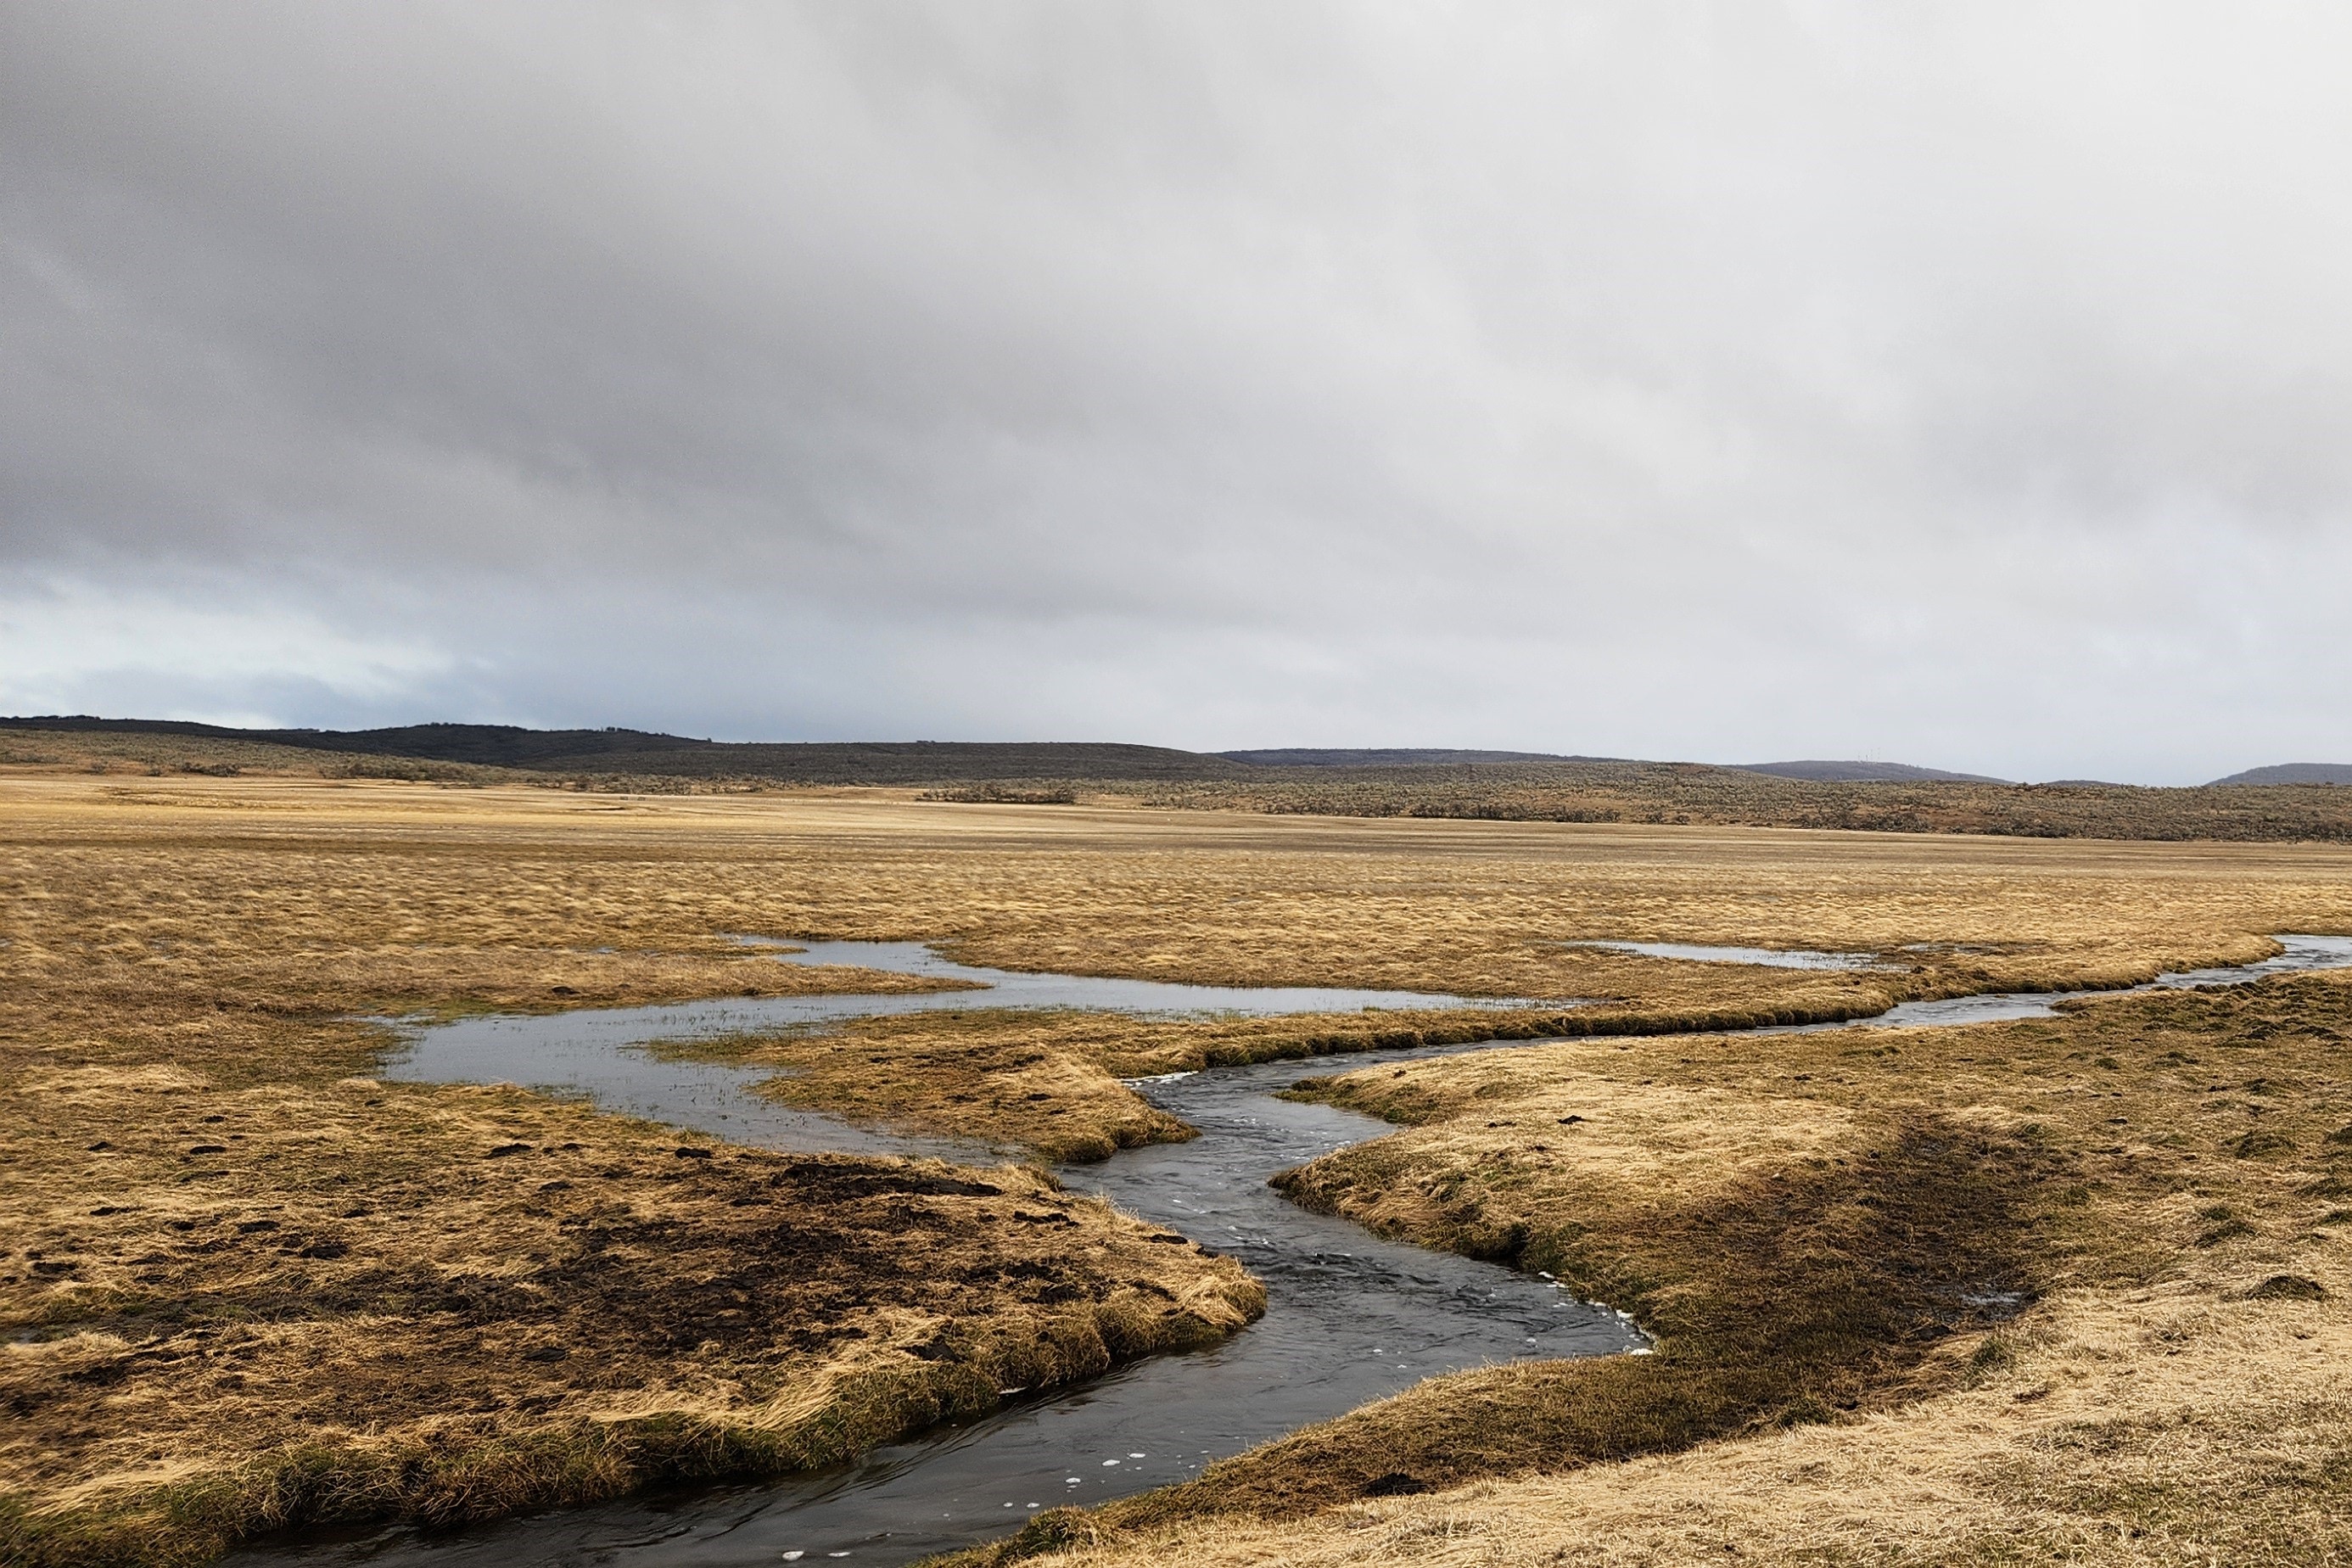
left=15, top=721, right=2352, bottom=843
left=964, top=972, right=2352, bottom=1566
left=0, top=779, right=1293, bottom=1564
left=8, top=774, right=2352, bottom=1564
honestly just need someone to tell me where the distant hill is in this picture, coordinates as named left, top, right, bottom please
left=1740, top=761, right=2013, bottom=785
left=1218, top=748, right=1623, bottom=768
left=1734, top=759, right=2011, bottom=785
left=2209, top=763, right=2352, bottom=787
left=0, top=717, right=1248, bottom=783
left=14, top=716, right=2352, bottom=843
left=19, top=714, right=2348, bottom=800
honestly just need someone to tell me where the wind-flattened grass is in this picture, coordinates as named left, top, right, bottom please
left=944, top=970, right=2352, bottom=1568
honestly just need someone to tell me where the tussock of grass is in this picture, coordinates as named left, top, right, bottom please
left=656, top=1012, right=1201, bottom=1163
left=20, top=1303, right=1246, bottom=1568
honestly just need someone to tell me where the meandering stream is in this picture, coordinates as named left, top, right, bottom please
left=235, top=933, right=2352, bottom=1567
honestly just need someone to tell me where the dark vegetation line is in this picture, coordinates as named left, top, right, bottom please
left=1084, top=767, right=2352, bottom=844
left=0, top=716, right=1248, bottom=782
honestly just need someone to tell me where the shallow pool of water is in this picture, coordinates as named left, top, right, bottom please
left=254, top=948, right=1621, bottom=1567
left=1565, top=939, right=1895, bottom=971
left=264, top=1037, right=1638, bottom=1567
left=764, top=938, right=1565, bottom=1017
left=378, top=942, right=1546, bottom=1161
left=1851, top=933, right=2352, bottom=1029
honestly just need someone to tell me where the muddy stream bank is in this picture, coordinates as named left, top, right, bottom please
left=232, top=935, right=2352, bottom=1567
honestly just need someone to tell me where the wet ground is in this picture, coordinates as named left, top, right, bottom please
left=236, top=933, right=2352, bottom=1567
left=1847, top=932, right=2352, bottom=1030
left=1564, top=938, right=1896, bottom=970
left=375, top=943, right=1546, bottom=1161
left=259, top=1039, right=1638, bottom=1568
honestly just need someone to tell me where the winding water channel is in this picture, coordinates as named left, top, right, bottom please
left=236, top=933, right=2352, bottom=1568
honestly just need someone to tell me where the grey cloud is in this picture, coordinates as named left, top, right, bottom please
left=3, top=3, right=2349, bottom=781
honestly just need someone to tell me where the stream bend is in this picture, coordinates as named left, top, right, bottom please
left=234, top=933, right=2352, bottom=1567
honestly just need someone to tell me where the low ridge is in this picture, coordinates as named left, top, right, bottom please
left=2209, top=763, right=2352, bottom=787
left=1735, top=759, right=2011, bottom=785
left=0, top=717, right=1247, bottom=783
left=1218, top=748, right=1623, bottom=768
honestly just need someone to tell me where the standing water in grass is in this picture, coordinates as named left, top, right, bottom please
left=370, top=938, right=1548, bottom=1161
left=236, top=945, right=1621, bottom=1566
left=234, top=935, right=2352, bottom=1567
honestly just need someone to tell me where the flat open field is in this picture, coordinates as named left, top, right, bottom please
left=13, top=722, right=2352, bottom=845
left=8, top=775, right=2352, bottom=1564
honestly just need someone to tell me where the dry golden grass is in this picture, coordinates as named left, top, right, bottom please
left=952, top=973, right=2352, bottom=1567
left=0, top=780, right=1289, bottom=1565
left=3, top=1067, right=1259, bottom=1565
left=10, top=774, right=2352, bottom=1011
left=675, top=1002, right=1882, bottom=1165
left=661, top=1012, right=1200, bottom=1164
left=8, top=773, right=2352, bottom=1564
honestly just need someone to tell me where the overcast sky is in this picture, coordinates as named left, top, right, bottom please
left=5, top=3, right=2349, bottom=782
